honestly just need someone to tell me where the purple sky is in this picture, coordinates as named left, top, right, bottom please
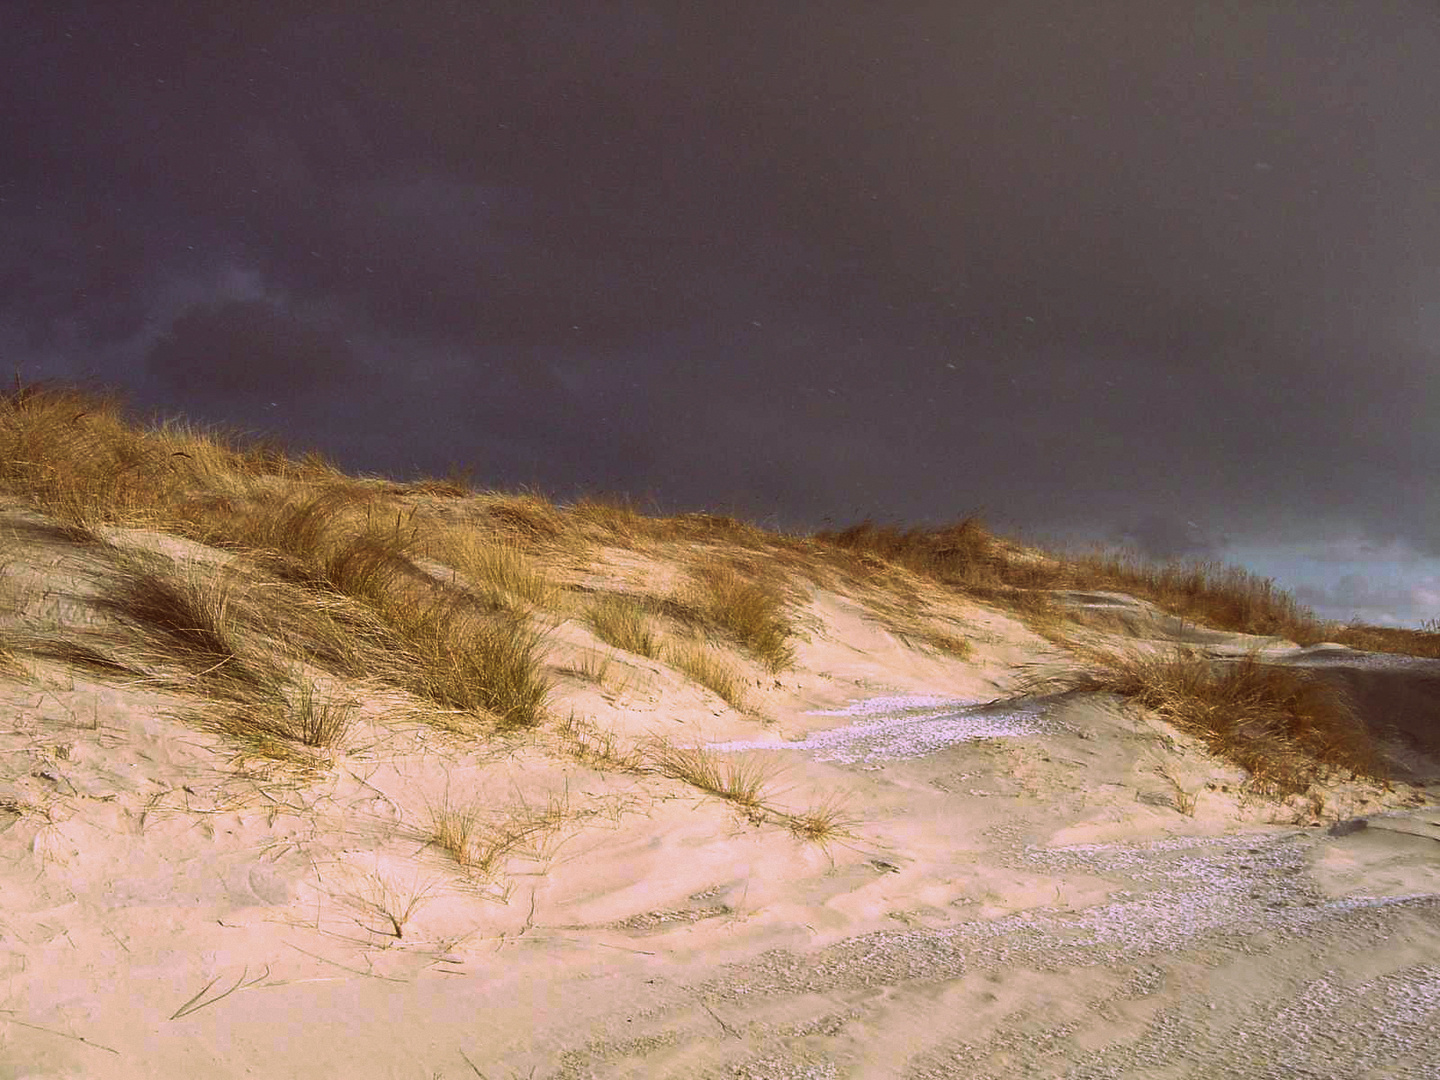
left=4, top=2, right=1439, bottom=627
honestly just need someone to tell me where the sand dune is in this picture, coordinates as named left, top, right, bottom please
left=2, top=495, right=1437, bottom=1079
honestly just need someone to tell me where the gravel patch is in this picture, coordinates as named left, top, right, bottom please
left=706, top=693, right=1056, bottom=765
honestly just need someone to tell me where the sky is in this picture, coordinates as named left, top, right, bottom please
left=3, top=2, right=1438, bottom=628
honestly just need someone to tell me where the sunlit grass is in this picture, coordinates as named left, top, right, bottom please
left=586, top=592, right=660, bottom=659
left=429, top=530, right=560, bottom=616
left=666, top=638, right=747, bottom=711
left=644, top=740, right=777, bottom=815
left=1022, top=643, right=1387, bottom=796
left=680, top=560, right=794, bottom=672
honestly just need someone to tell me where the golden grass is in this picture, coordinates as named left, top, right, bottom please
left=9, top=378, right=1438, bottom=665
left=679, top=560, right=794, bottom=672
left=1026, top=644, right=1387, bottom=796
left=0, top=379, right=345, bottom=538
left=783, top=792, right=860, bottom=851
left=643, top=740, right=776, bottom=816
left=586, top=592, right=660, bottom=659
left=814, top=517, right=1012, bottom=590
left=374, top=595, right=551, bottom=729
left=638, top=737, right=861, bottom=849
left=429, top=531, right=559, bottom=616
left=0, top=374, right=1429, bottom=840
left=94, top=548, right=283, bottom=704
left=1060, top=547, right=1326, bottom=643
left=423, top=785, right=570, bottom=883
left=159, top=487, right=554, bottom=729
left=665, top=638, right=747, bottom=711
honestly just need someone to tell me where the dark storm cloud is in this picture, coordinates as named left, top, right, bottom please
left=4, top=1, right=1439, bottom=593
left=146, top=298, right=353, bottom=400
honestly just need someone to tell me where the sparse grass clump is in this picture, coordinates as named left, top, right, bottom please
left=683, top=561, right=794, bottom=672
left=554, top=710, right=646, bottom=770
left=784, top=792, right=860, bottom=851
left=1031, top=644, right=1386, bottom=796
left=197, top=678, right=357, bottom=771
left=423, top=786, right=570, bottom=885
left=586, top=593, right=660, bottom=659
left=644, top=740, right=775, bottom=815
left=666, top=639, right=746, bottom=711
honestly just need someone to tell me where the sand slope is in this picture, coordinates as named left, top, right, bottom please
left=2, top=509, right=1437, bottom=1079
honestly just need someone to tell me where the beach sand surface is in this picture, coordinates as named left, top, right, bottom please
left=2, top=507, right=1437, bottom=1078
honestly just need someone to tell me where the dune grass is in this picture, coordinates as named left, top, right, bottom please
left=665, top=638, right=747, bottom=711
left=553, top=710, right=647, bottom=771
left=1026, top=643, right=1387, bottom=796
left=165, top=488, right=554, bottom=729
left=678, top=560, right=794, bottom=672
left=586, top=592, right=660, bottom=659
left=0, top=375, right=1427, bottom=859
left=639, top=737, right=860, bottom=848
left=783, top=792, right=860, bottom=850
left=7, top=377, right=1439, bottom=665
left=1323, top=621, right=1440, bottom=660
left=12, top=544, right=365, bottom=768
left=643, top=740, right=777, bottom=817
left=94, top=548, right=282, bottom=704
left=423, top=786, right=571, bottom=886
left=429, top=531, right=559, bottom=616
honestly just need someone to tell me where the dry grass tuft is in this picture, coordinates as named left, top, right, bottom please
left=338, top=869, right=440, bottom=940
left=196, top=679, right=355, bottom=772
left=586, top=592, right=660, bottom=659
left=559, top=649, right=638, bottom=697
left=815, top=517, right=1014, bottom=591
left=379, top=595, right=552, bottom=729
left=423, top=786, right=571, bottom=884
left=553, top=710, right=647, bottom=771
left=681, top=560, right=794, bottom=672
left=1027, top=644, right=1387, bottom=796
left=784, top=793, right=861, bottom=852
left=480, top=493, right=567, bottom=541
left=665, top=639, right=747, bottom=711
left=95, top=549, right=282, bottom=703
left=920, top=630, right=972, bottom=659
left=430, top=532, right=559, bottom=616
left=644, top=740, right=776, bottom=814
